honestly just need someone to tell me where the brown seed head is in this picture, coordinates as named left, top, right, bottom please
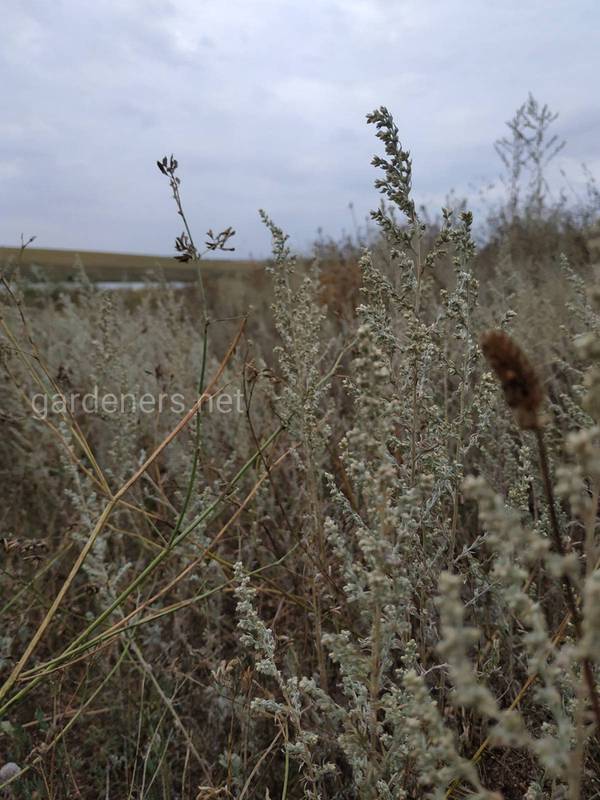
left=480, top=329, right=544, bottom=429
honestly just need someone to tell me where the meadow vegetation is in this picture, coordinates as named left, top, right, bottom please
left=1, top=96, right=600, bottom=799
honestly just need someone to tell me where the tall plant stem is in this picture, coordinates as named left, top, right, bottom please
left=534, top=426, right=600, bottom=731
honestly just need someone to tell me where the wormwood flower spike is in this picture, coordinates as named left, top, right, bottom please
left=480, top=329, right=544, bottom=429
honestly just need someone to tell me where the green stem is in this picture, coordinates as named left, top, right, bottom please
left=170, top=320, right=210, bottom=545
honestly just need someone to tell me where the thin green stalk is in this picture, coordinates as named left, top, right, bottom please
left=170, top=319, right=210, bottom=545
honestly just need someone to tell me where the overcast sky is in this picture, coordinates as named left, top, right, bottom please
left=2, top=0, right=599, bottom=259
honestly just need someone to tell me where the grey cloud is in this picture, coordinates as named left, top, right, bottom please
left=1, top=0, right=599, bottom=258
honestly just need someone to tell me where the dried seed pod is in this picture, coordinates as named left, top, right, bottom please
left=480, top=329, right=544, bottom=429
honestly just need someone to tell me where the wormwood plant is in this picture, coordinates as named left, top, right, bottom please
left=439, top=327, right=600, bottom=799
left=231, top=108, right=600, bottom=800
left=495, top=93, right=566, bottom=221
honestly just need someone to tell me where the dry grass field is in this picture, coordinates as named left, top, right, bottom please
left=1, top=99, right=600, bottom=799
left=0, top=246, right=264, bottom=284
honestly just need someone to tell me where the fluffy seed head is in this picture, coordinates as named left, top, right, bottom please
left=480, top=329, right=544, bottom=429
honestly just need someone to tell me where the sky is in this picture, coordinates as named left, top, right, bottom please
left=1, top=0, right=599, bottom=259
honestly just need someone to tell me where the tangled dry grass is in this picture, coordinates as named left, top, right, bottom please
left=1, top=98, right=600, bottom=799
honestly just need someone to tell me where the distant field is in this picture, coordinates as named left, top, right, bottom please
left=0, top=245, right=264, bottom=283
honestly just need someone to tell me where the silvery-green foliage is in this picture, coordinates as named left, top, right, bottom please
left=259, top=209, right=330, bottom=456
left=319, top=323, right=422, bottom=795
left=299, top=109, right=494, bottom=797
left=440, top=468, right=600, bottom=792
left=402, top=669, right=498, bottom=800
left=234, top=565, right=335, bottom=798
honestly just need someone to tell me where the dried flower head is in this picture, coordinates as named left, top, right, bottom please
left=480, top=329, right=544, bottom=429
